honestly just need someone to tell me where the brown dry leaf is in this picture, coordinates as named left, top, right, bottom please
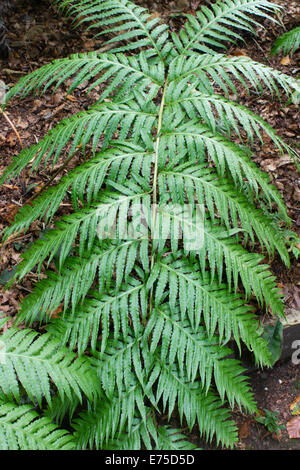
left=261, top=159, right=277, bottom=172
left=239, top=420, right=251, bottom=439
left=277, top=154, right=292, bottom=167
left=231, top=48, right=249, bottom=57
left=294, top=188, right=300, bottom=202
left=46, top=305, right=63, bottom=319
left=4, top=204, right=19, bottom=224
left=83, top=39, right=96, bottom=49
left=280, top=56, right=291, bottom=65
left=2, top=184, right=19, bottom=190
left=287, top=416, right=300, bottom=438
left=66, top=95, right=77, bottom=102
left=17, top=119, right=29, bottom=130
left=6, top=132, right=17, bottom=147
left=290, top=396, right=300, bottom=416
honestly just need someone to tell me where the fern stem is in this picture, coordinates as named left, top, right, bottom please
left=149, top=78, right=168, bottom=315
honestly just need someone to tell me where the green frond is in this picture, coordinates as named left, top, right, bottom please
left=168, top=53, right=300, bottom=98
left=149, top=359, right=238, bottom=448
left=164, top=90, right=299, bottom=162
left=5, top=51, right=163, bottom=105
left=145, top=304, right=256, bottom=412
left=53, top=0, right=173, bottom=59
left=0, top=328, right=98, bottom=406
left=155, top=427, right=199, bottom=450
left=2, top=142, right=153, bottom=241
left=1, top=0, right=299, bottom=451
left=93, top=334, right=146, bottom=399
left=173, top=0, right=281, bottom=55
left=101, top=414, right=158, bottom=450
left=271, top=26, right=300, bottom=57
left=160, top=129, right=289, bottom=266
left=43, top=391, right=80, bottom=426
left=17, top=239, right=148, bottom=325
left=0, top=401, right=75, bottom=450
left=0, top=101, right=157, bottom=185
left=148, top=254, right=273, bottom=364
left=159, top=162, right=289, bottom=257
left=47, top=279, right=147, bottom=354
left=11, top=188, right=150, bottom=280
left=159, top=117, right=291, bottom=193
left=73, top=388, right=150, bottom=449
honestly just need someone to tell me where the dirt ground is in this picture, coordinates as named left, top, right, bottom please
left=0, top=0, right=299, bottom=451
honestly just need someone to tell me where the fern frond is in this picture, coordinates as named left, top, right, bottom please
left=5, top=51, right=163, bottom=105
left=12, top=188, right=150, bottom=279
left=164, top=90, right=299, bottom=162
left=271, top=26, right=300, bottom=57
left=53, top=0, right=172, bottom=59
left=0, top=101, right=157, bottom=185
left=0, top=328, right=98, bottom=406
left=17, top=239, right=148, bottom=325
left=159, top=162, right=289, bottom=261
left=47, top=279, right=147, bottom=354
left=157, top=133, right=290, bottom=264
left=149, top=359, right=238, bottom=448
left=145, top=304, right=256, bottom=412
left=73, top=387, right=150, bottom=449
left=148, top=254, right=273, bottom=364
left=2, top=142, right=153, bottom=241
left=101, top=415, right=158, bottom=450
left=0, top=401, right=75, bottom=450
left=198, top=223, right=284, bottom=312
left=43, top=391, right=80, bottom=426
left=168, top=52, right=300, bottom=98
left=155, top=427, right=199, bottom=450
left=93, top=334, right=146, bottom=399
left=1, top=0, right=299, bottom=451
left=173, top=0, right=280, bottom=55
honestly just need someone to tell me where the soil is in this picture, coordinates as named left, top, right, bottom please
left=0, top=0, right=300, bottom=451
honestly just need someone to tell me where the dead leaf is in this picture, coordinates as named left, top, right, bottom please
left=83, top=39, right=96, bottom=49
left=261, top=159, right=277, bottom=172
left=239, top=420, right=251, bottom=439
left=4, top=204, right=19, bottom=224
left=287, top=416, right=300, bottom=438
left=231, top=48, right=249, bottom=57
left=45, top=305, right=63, bottom=319
left=6, top=132, right=17, bottom=147
left=66, top=95, right=77, bottom=102
left=280, top=56, right=291, bottom=66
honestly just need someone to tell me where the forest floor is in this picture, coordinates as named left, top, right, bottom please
left=0, top=0, right=300, bottom=451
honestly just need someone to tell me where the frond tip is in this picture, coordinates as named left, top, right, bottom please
left=271, top=26, right=300, bottom=57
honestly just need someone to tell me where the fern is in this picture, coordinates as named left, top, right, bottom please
left=1, top=0, right=299, bottom=450
left=0, top=327, right=99, bottom=405
left=0, top=402, right=75, bottom=450
left=271, top=25, right=300, bottom=57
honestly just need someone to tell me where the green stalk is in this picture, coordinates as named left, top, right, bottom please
left=148, top=78, right=168, bottom=316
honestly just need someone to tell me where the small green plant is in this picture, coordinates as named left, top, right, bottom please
left=255, top=409, right=285, bottom=436
left=0, top=0, right=300, bottom=450
left=271, top=25, right=300, bottom=57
